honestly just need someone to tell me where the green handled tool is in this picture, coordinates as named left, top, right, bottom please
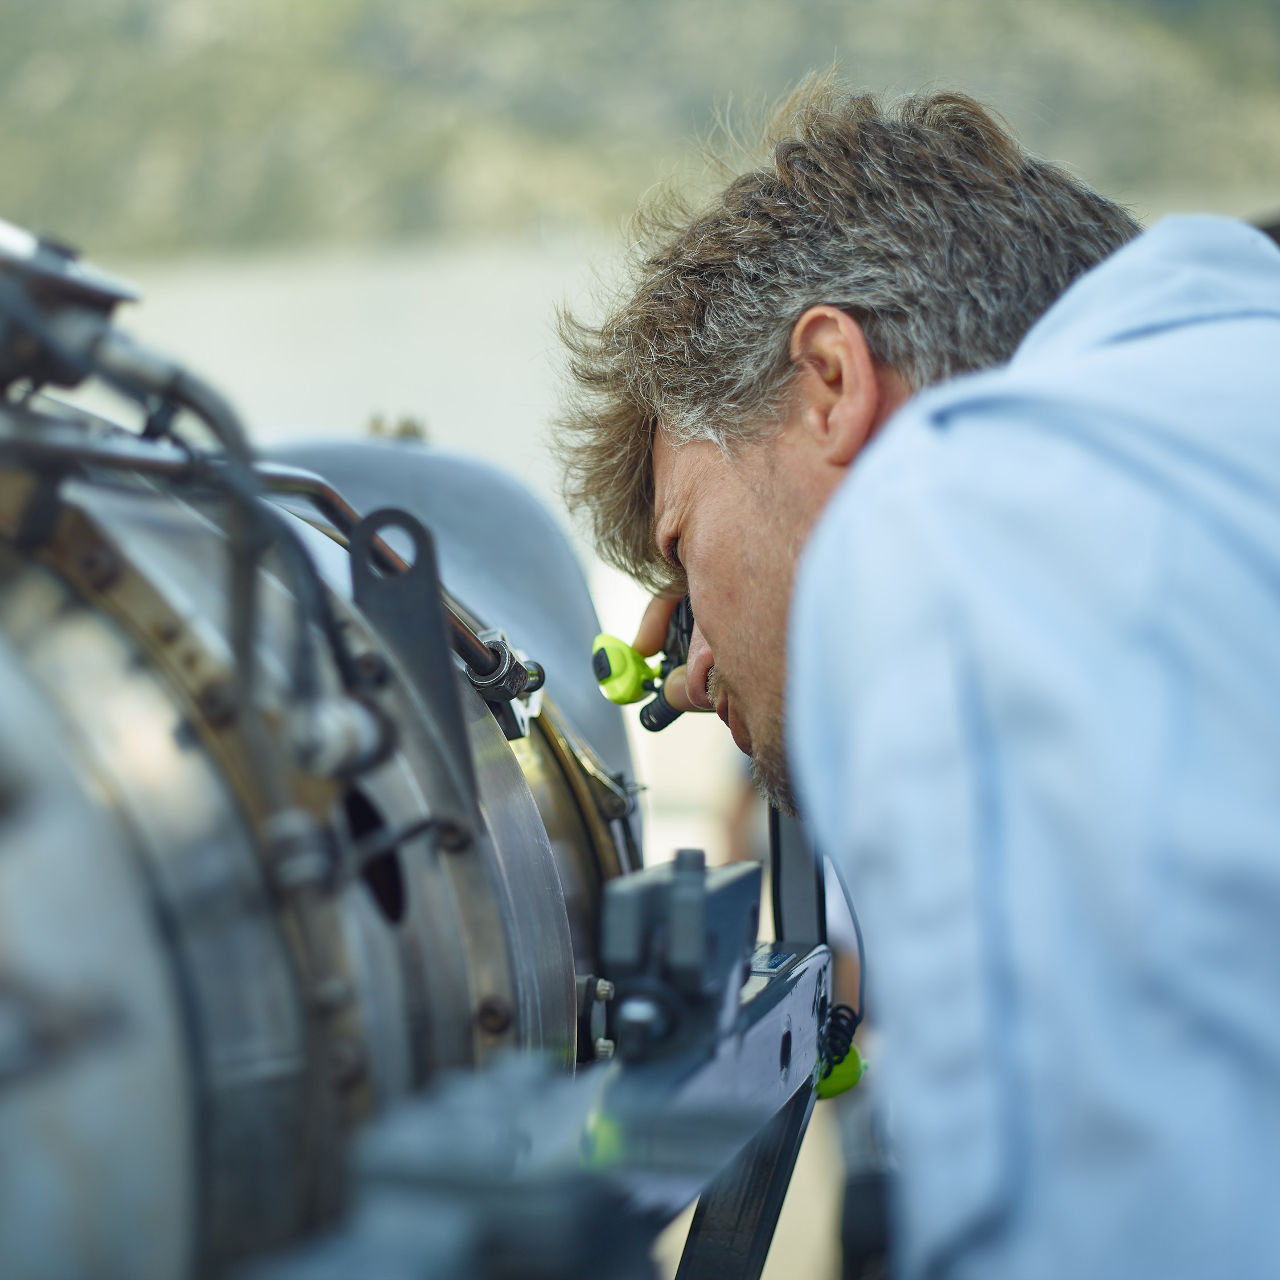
left=592, top=596, right=694, bottom=732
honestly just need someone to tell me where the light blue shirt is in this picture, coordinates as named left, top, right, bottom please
left=789, top=216, right=1280, bottom=1280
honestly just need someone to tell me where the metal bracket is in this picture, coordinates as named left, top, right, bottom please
left=348, top=507, right=479, bottom=825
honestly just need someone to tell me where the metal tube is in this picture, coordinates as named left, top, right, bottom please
left=0, top=429, right=199, bottom=478
left=255, top=462, right=500, bottom=678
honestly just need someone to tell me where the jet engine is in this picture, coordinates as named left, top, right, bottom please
left=0, top=220, right=643, bottom=1277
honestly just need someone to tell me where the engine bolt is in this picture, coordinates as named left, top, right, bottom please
left=594, top=979, right=616, bottom=1002
left=77, top=542, right=121, bottom=591
left=433, top=817, right=472, bottom=853
left=196, top=678, right=237, bottom=728
left=310, top=977, right=354, bottom=1015
left=475, top=995, right=513, bottom=1035
left=354, top=652, right=390, bottom=688
left=594, top=1037, right=616, bottom=1060
left=330, top=1036, right=367, bottom=1088
left=152, top=617, right=181, bottom=645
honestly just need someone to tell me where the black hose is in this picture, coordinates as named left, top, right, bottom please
left=821, top=1004, right=860, bottom=1079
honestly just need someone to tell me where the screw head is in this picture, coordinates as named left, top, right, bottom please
left=594, top=1037, right=616, bottom=1060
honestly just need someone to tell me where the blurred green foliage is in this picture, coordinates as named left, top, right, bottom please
left=2, top=0, right=1278, bottom=254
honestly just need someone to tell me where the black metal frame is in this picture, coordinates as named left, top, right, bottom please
left=675, top=1083, right=817, bottom=1280
left=673, top=807, right=827, bottom=1280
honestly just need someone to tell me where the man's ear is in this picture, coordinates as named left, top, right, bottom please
left=789, top=306, right=905, bottom=466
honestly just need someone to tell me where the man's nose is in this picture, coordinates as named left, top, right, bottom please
left=684, top=623, right=716, bottom=711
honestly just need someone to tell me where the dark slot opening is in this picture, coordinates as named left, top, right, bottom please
left=344, top=786, right=405, bottom=924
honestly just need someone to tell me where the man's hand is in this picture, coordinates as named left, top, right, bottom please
left=631, top=594, right=704, bottom=714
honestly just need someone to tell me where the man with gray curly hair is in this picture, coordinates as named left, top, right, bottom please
left=558, top=78, right=1280, bottom=1280
left=560, top=83, right=1140, bottom=809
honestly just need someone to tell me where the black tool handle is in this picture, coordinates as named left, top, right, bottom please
left=640, top=684, right=683, bottom=732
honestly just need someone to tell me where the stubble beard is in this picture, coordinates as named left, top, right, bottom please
left=749, top=733, right=798, bottom=818
left=710, top=666, right=798, bottom=817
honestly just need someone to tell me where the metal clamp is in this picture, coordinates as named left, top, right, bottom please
left=469, top=629, right=546, bottom=741
left=466, top=632, right=535, bottom=701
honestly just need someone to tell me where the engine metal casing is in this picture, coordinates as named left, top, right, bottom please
left=0, top=420, right=637, bottom=1277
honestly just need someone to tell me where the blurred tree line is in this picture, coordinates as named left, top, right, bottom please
left=2, top=0, right=1278, bottom=255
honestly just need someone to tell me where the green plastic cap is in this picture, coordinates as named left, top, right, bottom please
left=816, top=1044, right=865, bottom=1100
left=592, top=634, right=660, bottom=705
